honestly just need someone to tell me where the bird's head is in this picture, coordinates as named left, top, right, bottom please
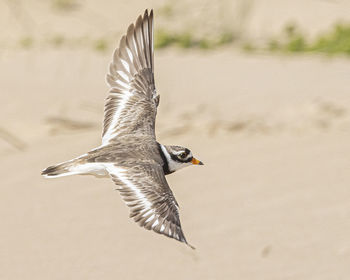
left=160, top=144, right=203, bottom=174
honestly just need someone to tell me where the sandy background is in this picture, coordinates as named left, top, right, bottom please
left=1, top=0, right=350, bottom=279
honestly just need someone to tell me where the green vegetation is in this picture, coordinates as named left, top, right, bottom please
left=267, top=22, right=350, bottom=55
left=16, top=30, right=235, bottom=52
left=13, top=16, right=350, bottom=57
left=242, top=42, right=256, bottom=52
left=17, top=34, right=111, bottom=52
left=155, top=29, right=235, bottom=50
left=155, top=30, right=190, bottom=49
left=309, top=24, right=350, bottom=54
left=52, top=0, right=79, bottom=11
left=93, top=38, right=109, bottom=52
left=19, top=37, right=34, bottom=49
left=5, top=0, right=350, bottom=57
left=49, top=35, right=65, bottom=48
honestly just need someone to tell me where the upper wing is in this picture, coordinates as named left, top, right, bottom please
left=105, top=162, right=193, bottom=248
left=102, top=9, right=159, bottom=145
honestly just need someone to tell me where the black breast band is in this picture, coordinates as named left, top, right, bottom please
left=157, top=143, right=172, bottom=175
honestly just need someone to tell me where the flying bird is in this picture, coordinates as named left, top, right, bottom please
left=41, top=9, right=203, bottom=248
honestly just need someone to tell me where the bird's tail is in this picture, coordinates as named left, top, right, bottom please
left=41, top=157, right=84, bottom=178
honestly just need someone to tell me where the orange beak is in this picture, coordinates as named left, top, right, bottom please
left=191, top=157, right=204, bottom=165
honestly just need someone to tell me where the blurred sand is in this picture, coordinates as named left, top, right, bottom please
left=1, top=1, right=350, bottom=279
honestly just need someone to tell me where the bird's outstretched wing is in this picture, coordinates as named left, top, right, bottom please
left=102, top=9, right=159, bottom=145
left=105, top=162, right=193, bottom=248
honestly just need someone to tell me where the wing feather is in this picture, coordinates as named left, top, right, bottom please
left=105, top=163, right=193, bottom=248
left=102, top=9, right=158, bottom=145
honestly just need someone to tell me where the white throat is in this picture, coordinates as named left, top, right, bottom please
left=160, top=144, right=190, bottom=173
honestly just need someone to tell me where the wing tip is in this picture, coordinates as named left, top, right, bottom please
left=143, top=9, right=154, bottom=26
left=136, top=214, right=195, bottom=249
left=144, top=8, right=154, bottom=17
left=176, top=228, right=196, bottom=250
left=185, top=242, right=196, bottom=250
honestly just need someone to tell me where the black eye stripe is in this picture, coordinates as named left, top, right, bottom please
left=170, top=153, right=192, bottom=163
left=170, top=154, right=180, bottom=162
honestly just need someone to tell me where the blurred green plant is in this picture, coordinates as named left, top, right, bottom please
left=286, top=35, right=306, bottom=52
left=267, top=39, right=279, bottom=51
left=49, top=35, right=65, bottom=47
left=198, top=39, right=212, bottom=50
left=309, top=24, right=350, bottom=54
left=52, top=0, right=79, bottom=11
left=177, top=33, right=193, bottom=48
left=94, top=38, right=109, bottom=52
left=268, top=22, right=350, bottom=55
left=283, top=23, right=306, bottom=52
left=11, top=17, right=350, bottom=57
left=242, top=42, right=255, bottom=52
left=19, top=36, right=34, bottom=49
left=154, top=29, right=175, bottom=49
left=155, top=29, right=235, bottom=50
left=218, top=32, right=235, bottom=46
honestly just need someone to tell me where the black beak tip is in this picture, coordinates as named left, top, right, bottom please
left=199, top=161, right=204, bottom=165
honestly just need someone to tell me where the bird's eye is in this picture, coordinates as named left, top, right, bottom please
left=178, top=152, right=186, bottom=159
